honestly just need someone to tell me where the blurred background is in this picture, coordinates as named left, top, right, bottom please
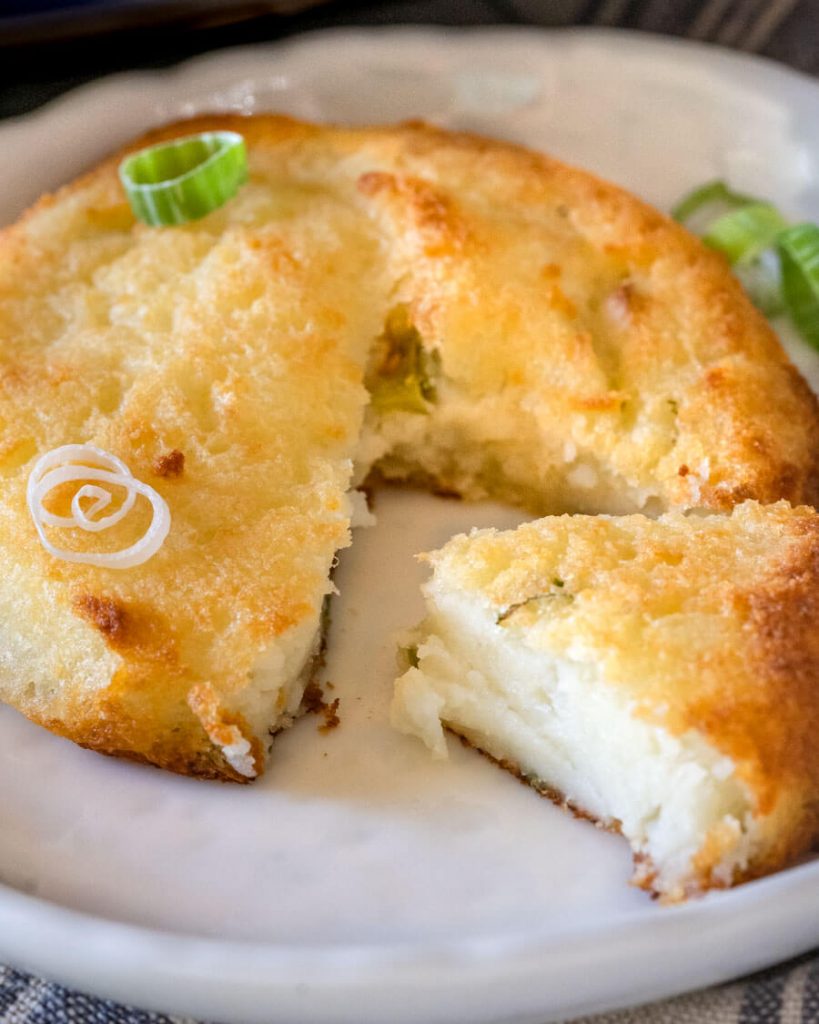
left=0, top=0, right=817, bottom=121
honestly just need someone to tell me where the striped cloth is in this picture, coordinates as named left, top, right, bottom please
left=505, top=0, right=816, bottom=75
left=1, top=2, right=818, bottom=1023
left=3, top=953, right=819, bottom=1023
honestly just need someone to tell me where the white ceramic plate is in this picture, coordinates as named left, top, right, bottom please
left=1, top=27, right=819, bottom=1024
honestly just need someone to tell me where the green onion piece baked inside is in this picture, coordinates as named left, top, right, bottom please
left=400, top=644, right=420, bottom=669
left=368, top=306, right=439, bottom=415
left=119, top=131, right=248, bottom=226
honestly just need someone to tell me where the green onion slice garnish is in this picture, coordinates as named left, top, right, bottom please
left=119, top=131, right=248, bottom=226
left=671, top=179, right=757, bottom=232
left=779, top=224, right=819, bottom=351
left=673, top=179, right=819, bottom=345
left=732, top=249, right=785, bottom=318
left=702, top=202, right=789, bottom=265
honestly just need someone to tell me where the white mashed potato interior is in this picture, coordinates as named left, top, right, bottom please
left=241, top=612, right=326, bottom=733
left=355, top=391, right=665, bottom=517
left=392, top=588, right=758, bottom=897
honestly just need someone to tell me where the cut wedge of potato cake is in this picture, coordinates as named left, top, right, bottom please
left=392, top=501, right=819, bottom=901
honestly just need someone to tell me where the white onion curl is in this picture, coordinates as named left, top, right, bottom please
left=27, top=444, right=171, bottom=569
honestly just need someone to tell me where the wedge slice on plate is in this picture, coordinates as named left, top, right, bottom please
left=392, top=501, right=819, bottom=901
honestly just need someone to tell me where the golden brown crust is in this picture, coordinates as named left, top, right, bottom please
left=152, top=449, right=185, bottom=478
left=303, top=681, right=341, bottom=734
left=1, top=113, right=817, bottom=781
left=113, top=114, right=819, bottom=514
left=73, top=593, right=128, bottom=642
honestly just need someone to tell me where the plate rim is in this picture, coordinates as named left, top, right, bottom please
left=2, top=854, right=819, bottom=1022
left=1, top=24, right=819, bottom=1024
left=6, top=23, right=819, bottom=129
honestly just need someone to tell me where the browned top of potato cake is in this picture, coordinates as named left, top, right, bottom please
left=0, top=114, right=816, bottom=780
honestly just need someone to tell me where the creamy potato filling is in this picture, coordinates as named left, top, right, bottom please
left=225, top=489, right=376, bottom=776
left=392, top=588, right=758, bottom=896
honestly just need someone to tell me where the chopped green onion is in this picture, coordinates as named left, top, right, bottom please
left=702, top=203, right=789, bottom=265
left=779, top=224, right=819, bottom=351
left=671, top=179, right=757, bottom=231
left=368, top=306, right=439, bottom=415
left=119, top=131, right=248, bottom=226
left=401, top=644, right=420, bottom=669
left=675, top=178, right=819, bottom=348
left=733, top=249, right=785, bottom=318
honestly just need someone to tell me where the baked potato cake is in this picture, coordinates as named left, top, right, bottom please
left=0, top=113, right=817, bottom=781
left=392, top=501, right=819, bottom=901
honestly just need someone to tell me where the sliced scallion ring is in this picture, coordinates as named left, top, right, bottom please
left=671, top=179, right=757, bottom=233
left=733, top=249, right=786, bottom=318
left=702, top=202, right=789, bottom=265
left=119, top=131, right=248, bottom=226
left=674, top=179, right=819, bottom=347
left=779, top=224, right=819, bottom=351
